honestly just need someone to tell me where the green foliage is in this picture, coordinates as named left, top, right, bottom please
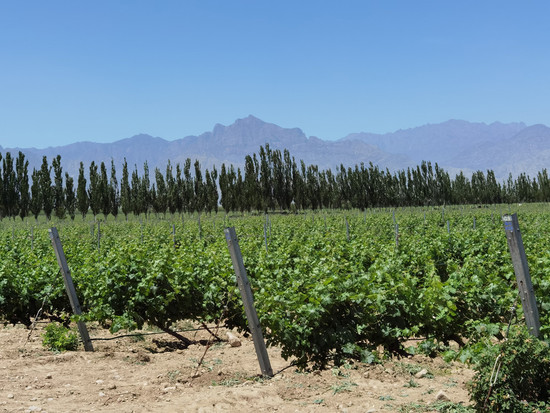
left=42, top=322, right=79, bottom=352
left=0, top=206, right=550, bottom=378
left=469, top=326, right=550, bottom=412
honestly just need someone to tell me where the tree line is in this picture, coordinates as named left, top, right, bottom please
left=1, top=145, right=549, bottom=220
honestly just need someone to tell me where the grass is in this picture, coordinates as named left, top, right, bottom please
left=331, top=380, right=357, bottom=394
left=397, top=401, right=474, bottom=413
left=404, top=378, right=420, bottom=388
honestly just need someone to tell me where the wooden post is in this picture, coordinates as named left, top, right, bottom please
left=198, top=214, right=202, bottom=240
left=224, top=227, right=273, bottom=377
left=263, top=223, right=268, bottom=253
left=97, top=221, right=101, bottom=253
left=473, top=217, right=476, bottom=230
left=395, top=223, right=399, bottom=249
left=31, top=227, right=34, bottom=251
left=48, top=227, right=94, bottom=351
left=172, top=224, right=176, bottom=248
left=345, top=217, right=350, bottom=241
left=502, top=214, right=540, bottom=337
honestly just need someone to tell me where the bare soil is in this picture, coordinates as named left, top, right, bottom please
left=0, top=323, right=474, bottom=412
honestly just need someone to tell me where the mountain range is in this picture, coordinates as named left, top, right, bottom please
left=1, top=115, right=549, bottom=182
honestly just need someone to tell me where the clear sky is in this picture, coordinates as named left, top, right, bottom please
left=1, top=1, right=549, bottom=148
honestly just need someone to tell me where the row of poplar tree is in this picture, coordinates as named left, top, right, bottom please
left=1, top=144, right=549, bottom=220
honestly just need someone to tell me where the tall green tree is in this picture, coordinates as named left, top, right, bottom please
left=236, top=167, right=244, bottom=213
left=52, top=155, right=65, bottom=219
left=88, top=161, right=101, bottom=218
left=120, top=159, right=131, bottom=219
left=130, top=166, right=141, bottom=216
left=175, top=163, right=184, bottom=214
left=193, top=160, right=204, bottom=213
left=258, top=145, right=274, bottom=211
left=538, top=169, right=550, bottom=202
left=209, top=166, right=218, bottom=213
left=99, top=162, right=110, bottom=218
left=29, top=168, right=42, bottom=220
left=471, top=170, right=486, bottom=204
left=2, top=152, right=18, bottom=219
left=204, top=167, right=218, bottom=214
left=40, top=156, right=53, bottom=220
left=283, top=149, right=293, bottom=210
left=271, top=149, right=285, bottom=210
left=166, top=161, right=178, bottom=216
left=77, top=162, right=89, bottom=219
left=243, top=155, right=258, bottom=212
left=292, top=158, right=305, bottom=210
left=219, top=163, right=230, bottom=213
left=183, top=159, right=193, bottom=213
left=16, top=152, right=29, bottom=220
left=485, top=170, right=501, bottom=204
left=110, top=160, right=119, bottom=219
left=140, top=162, right=151, bottom=215
left=64, top=172, right=76, bottom=220
left=154, top=167, right=167, bottom=216
left=451, top=171, right=471, bottom=204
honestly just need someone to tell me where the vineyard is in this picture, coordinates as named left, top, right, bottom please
left=2, top=205, right=550, bottom=371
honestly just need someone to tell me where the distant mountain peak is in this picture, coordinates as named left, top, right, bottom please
left=4, top=117, right=549, bottom=184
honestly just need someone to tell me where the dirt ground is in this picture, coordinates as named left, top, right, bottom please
left=0, top=322, right=474, bottom=413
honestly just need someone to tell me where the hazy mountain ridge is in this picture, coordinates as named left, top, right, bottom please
left=447, top=124, right=550, bottom=178
left=342, top=119, right=528, bottom=165
left=1, top=116, right=548, bottom=182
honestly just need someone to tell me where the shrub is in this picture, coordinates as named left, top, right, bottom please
left=469, top=326, right=550, bottom=412
left=42, top=323, right=79, bottom=352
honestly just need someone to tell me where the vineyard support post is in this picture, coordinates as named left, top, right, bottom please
left=224, top=227, right=273, bottom=377
left=263, top=223, right=268, bottom=253
left=48, top=227, right=94, bottom=351
left=345, top=217, right=350, bottom=241
left=502, top=214, right=541, bottom=337
left=97, top=221, right=101, bottom=253
left=395, top=223, right=399, bottom=249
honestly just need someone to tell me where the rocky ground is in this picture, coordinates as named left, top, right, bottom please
left=0, top=322, right=474, bottom=412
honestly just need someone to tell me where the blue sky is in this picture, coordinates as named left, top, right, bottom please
left=1, top=1, right=549, bottom=148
